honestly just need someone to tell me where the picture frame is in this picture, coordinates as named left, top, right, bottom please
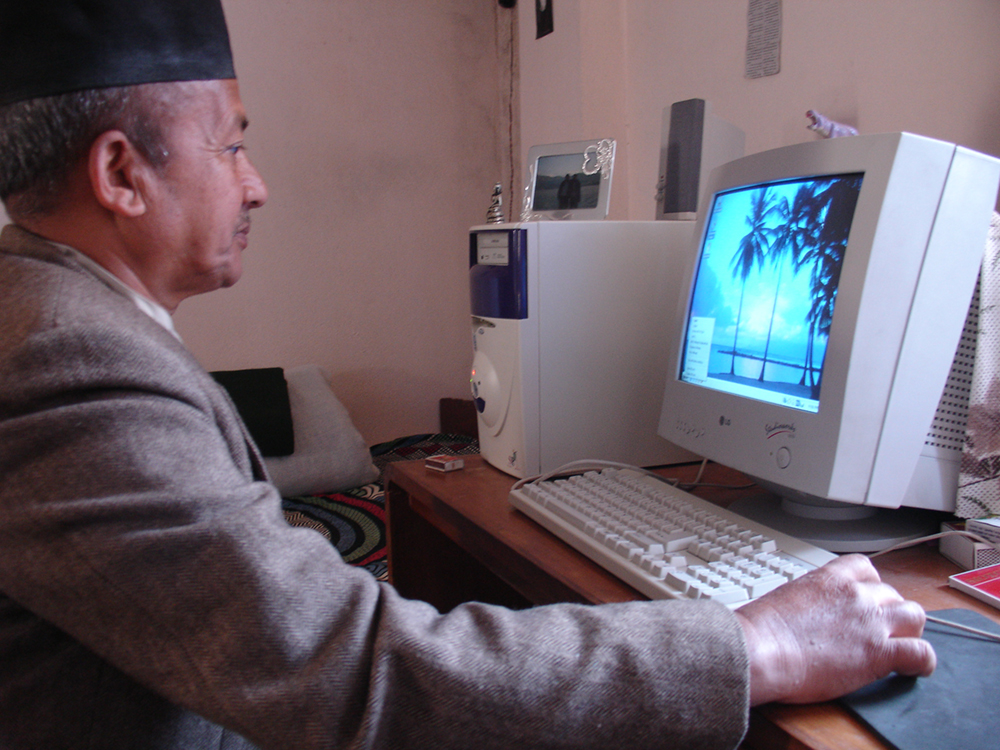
left=521, top=138, right=616, bottom=221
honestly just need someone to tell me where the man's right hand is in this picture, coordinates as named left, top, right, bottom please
left=734, top=553, right=936, bottom=706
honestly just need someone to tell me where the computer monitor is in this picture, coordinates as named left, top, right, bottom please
left=657, top=132, right=1000, bottom=552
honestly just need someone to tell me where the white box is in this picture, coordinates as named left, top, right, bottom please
left=940, top=521, right=1000, bottom=570
left=469, top=221, right=699, bottom=478
left=967, top=517, right=1000, bottom=546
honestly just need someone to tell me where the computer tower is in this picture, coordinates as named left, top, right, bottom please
left=469, top=220, right=699, bottom=478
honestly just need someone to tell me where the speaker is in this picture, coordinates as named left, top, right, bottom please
left=657, top=99, right=745, bottom=220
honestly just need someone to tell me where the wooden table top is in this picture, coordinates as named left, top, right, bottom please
left=385, top=455, right=1000, bottom=750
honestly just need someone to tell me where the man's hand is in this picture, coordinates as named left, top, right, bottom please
left=734, top=554, right=936, bottom=706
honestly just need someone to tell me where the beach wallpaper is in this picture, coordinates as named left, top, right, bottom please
left=680, top=172, right=864, bottom=413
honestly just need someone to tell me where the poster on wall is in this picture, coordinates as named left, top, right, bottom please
left=746, top=0, right=781, bottom=78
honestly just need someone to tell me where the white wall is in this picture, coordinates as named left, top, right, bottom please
left=170, top=0, right=514, bottom=444
left=518, top=0, right=1000, bottom=220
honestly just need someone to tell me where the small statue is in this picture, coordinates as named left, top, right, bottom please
left=806, top=110, right=858, bottom=138
left=486, top=183, right=504, bottom=224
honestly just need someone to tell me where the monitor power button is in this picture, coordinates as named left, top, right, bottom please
left=776, top=446, right=792, bottom=469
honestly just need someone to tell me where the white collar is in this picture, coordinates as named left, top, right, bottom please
left=54, top=242, right=182, bottom=341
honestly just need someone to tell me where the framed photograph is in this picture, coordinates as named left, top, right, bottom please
left=522, top=139, right=616, bottom=221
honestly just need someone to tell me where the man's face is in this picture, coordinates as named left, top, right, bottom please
left=135, top=79, right=268, bottom=310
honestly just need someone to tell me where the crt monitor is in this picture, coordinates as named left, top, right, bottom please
left=657, top=132, right=1000, bottom=552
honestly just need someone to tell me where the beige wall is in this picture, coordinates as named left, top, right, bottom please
left=10, top=1, right=999, bottom=446
left=170, top=0, right=515, bottom=444
left=517, top=0, right=1000, bottom=221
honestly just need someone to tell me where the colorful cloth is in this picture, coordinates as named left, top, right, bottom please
left=958, top=212, right=1000, bottom=518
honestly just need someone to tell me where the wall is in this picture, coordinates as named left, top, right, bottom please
left=518, top=0, right=1000, bottom=221
left=170, top=0, right=516, bottom=444
left=11, top=1, right=997, bottom=445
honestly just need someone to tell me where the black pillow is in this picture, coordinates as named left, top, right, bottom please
left=210, top=367, right=295, bottom=457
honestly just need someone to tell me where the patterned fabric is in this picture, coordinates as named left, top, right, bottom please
left=370, top=433, right=481, bottom=474
left=281, top=433, right=479, bottom=580
left=958, top=212, right=1000, bottom=518
left=283, top=485, right=387, bottom=579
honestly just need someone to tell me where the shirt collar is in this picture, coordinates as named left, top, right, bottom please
left=54, top=242, right=182, bottom=341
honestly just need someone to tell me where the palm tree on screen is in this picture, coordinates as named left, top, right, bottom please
left=757, top=183, right=821, bottom=381
left=730, top=187, right=778, bottom=375
left=797, top=175, right=863, bottom=395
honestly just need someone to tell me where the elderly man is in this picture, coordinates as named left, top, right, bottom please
left=0, top=1, right=935, bottom=748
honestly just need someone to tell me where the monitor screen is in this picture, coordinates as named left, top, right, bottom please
left=679, top=173, right=863, bottom=414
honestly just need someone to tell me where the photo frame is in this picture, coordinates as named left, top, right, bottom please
left=521, top=138, right=616, bottom=221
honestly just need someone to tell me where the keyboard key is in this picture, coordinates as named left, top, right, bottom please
left=702, top=585, right=750, bottom=605
left=745, top=574, right=788, bottom=598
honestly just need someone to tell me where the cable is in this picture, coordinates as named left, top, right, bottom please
left=512, top=462, right=1000, bottom=641
left=511, top=458, right=754, bottom=494
left=868, top=529, right=1000, bottom=558
left=510, top=459, right=677, bottom=493
left=925, top=613, right=1000, bottom=643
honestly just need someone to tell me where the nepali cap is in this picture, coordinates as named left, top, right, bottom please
left=0, top=0, right=235, bottom=106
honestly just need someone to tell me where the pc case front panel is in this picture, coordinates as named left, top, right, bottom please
left=470, top=221, right=696, bottom=478
left=470, top=226, right=540, bottom=477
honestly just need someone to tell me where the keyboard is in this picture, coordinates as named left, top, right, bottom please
left=508, top=466, right=837, bottom=607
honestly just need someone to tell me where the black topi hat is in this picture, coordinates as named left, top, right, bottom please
left=0, top=0, right=236, bottom=106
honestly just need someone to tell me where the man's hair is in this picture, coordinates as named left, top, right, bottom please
left=0, top=83, right=177, bottom=220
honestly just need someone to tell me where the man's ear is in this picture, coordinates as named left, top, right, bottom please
left=88, top=130, right=152, bottom=218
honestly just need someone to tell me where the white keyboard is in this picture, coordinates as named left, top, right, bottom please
left=508, top=467, right=837, bottom=607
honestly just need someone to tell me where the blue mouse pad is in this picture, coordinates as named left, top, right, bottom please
left=840, top=608, right=1000, bottom=750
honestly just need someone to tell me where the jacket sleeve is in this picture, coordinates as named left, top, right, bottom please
left=0, top=308, right=750, bottom=750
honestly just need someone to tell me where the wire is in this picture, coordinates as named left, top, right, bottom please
left=512, top=458, right=754, bottom=494
left=510, top=459, right=676, bottom=492
left=926, top=614, right=1000, bottom=643
left=689, top=458, right=708, bottom=486
left=512, top=462, right=1000, bottom=641
left=868, top=531, right=1000, bottom=641
left=868, top=529, right=1000, bottom=558
left=515, top=466, right=1000, bottom=557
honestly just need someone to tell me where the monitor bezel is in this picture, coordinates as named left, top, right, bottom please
left=658, top=132, right=963, bottom=508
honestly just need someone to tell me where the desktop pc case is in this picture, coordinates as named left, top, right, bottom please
left=469, top=221, right=698, bottom=478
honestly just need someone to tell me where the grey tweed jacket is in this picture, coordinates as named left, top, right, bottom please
left=0, top=224, right=750, bottom=749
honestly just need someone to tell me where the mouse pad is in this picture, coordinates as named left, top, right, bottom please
left=840, top=608, right=1000, bottom=750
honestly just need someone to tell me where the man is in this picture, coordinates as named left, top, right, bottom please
left=0, top=1, right=935, bottom=748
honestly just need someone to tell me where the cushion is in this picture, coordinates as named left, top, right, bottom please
left=263, top=364, right=379, bottom=496
left=210, top=367, right=295, bottom=456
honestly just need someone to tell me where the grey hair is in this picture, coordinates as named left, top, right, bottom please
left=0, top=83, right=178, bottom=220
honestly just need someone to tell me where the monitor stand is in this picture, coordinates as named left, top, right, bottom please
left=727, top=491, right=947, bottom=554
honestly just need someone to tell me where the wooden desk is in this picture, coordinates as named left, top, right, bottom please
left=385, top=455, right=1000, bottom=750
